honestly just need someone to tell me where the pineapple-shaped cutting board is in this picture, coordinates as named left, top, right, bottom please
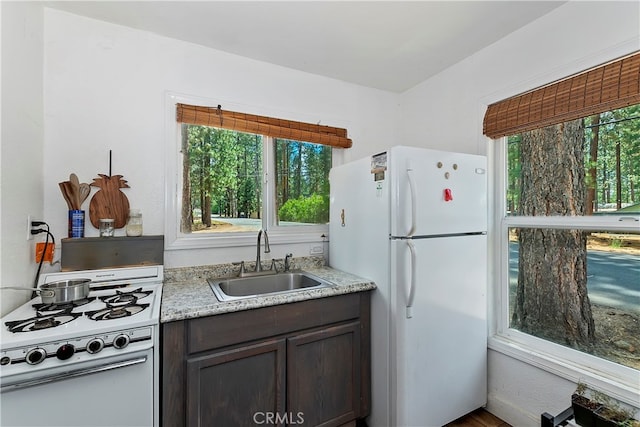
left=89, top=174, right=130, bottom=228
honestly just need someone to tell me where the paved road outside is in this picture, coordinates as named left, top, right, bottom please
left=210, top=216, right=316, bottom=230
left=509, top=242, right=640, bottom=313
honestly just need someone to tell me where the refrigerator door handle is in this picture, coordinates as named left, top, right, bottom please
left=406, top=168, right=417, bottom=237
left=406, top=240, right=417, bottom=318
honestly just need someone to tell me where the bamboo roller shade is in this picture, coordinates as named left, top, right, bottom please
left=176, top=103, right=352, bottom=148
left=483, top=51, right=640, bottom=138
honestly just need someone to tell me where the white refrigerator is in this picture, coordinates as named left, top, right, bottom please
left=329, top=146, right=488, bottom=427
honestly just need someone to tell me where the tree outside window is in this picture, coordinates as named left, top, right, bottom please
left=180, top=125, right=331, bottom=234
left=504, top=104, right=640, bottom=369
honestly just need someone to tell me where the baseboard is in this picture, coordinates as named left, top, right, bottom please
left=486, top=393, right=539, bottom=427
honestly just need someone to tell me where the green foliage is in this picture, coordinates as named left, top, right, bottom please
left=273, top=139, right=331, bottom=224
left=573, top=382, right=637, bottom=424
left=274, top=139, right=331, bottom=202
left=586, top=105, right=640, bottom=209
left=575, top=381, right=588, bottom=396
left=183, top=126, right=331, bottom=228
left=618, top=203, right=640, bottom=212
left=506, top=104, right=639, bottom=214
left=186, top=125, right=262, bottom=219
left=278, top=194, right=329, bottom=224
left=237, top=177, right=257, bottom=217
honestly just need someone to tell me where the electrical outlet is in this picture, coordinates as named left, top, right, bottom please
left=310, top=245, right=324, bottom=255
left=27, top=215, right=34, bottom=241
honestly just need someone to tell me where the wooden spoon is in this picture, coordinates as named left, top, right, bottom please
left=69, top=173, right=80, bottom=189
left=63, top=181, right=78, bottom=210
left=78, top=183, right=91, bottom=207
left=69, top=173, right=81, bottom=210
left=58, top=182, right=73, bottom=210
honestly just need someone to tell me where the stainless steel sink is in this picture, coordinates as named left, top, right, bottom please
left=208, top=271, right=335, bottom=302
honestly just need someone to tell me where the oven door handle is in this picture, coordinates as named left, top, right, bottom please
left=1, top=356, right=147, bottom=392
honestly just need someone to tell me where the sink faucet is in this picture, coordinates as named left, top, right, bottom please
left=284, top=253, right=293, bottom=272
left=255, top=229, right=270, bottom=272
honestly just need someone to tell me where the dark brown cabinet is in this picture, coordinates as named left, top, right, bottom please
left=186, top=339, right=286, bottom=426
left=287, top=322, right=361, bottom=426
left=161, top=291, right=371, bottom=427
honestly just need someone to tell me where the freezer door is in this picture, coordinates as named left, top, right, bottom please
left=329, top=155, right=390, bottom=275
left=389, top=146, right=487, bottom=237
left=390, top=235, right=487, bottom=427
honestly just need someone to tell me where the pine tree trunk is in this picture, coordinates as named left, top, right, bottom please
left=586, top=114, right=599, bottom=215
left=282, top=144, right=289, bottom=205
left=204, top=194, right=212, bottom=227
left=180, top=124, right=193, bottom=233
left=255, top=138, right=262, bottom=219
left=512, top=119, right=595, bottom=348
left=295, top=142, right=302, bottom=198
left=615, top=141, right=622, bottom=209
left=202, top=150, right=211, bottom=227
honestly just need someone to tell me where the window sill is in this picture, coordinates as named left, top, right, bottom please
left=488, top=333, right=640, bottom=407
left=165, top=227, right=328, bottom=251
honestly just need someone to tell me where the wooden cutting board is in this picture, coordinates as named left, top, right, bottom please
left=88, top=174, right=130, bottom=229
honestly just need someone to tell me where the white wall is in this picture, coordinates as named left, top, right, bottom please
left=398, top=2, right=639, bottom=425
left=2, top=2, right=638, bottom=420
left=1, top=2, right=44, bottom=316
left=42, top=8, right=399, bottom=269
left=400, top=2, right=640, bottom=157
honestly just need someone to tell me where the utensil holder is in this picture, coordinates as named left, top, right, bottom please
left=68, top=210, right=85, bottom=238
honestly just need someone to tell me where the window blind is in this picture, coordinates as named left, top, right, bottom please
left=483, top=51, right=640, bottom=139
left=176, top=103, right=352, bottom=148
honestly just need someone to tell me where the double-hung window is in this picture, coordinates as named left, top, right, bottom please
left=165, top=97, right=351, bottom=250
left=485, top=52, right=640, bottom=404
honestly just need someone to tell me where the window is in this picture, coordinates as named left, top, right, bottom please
left=273, top=138, right=332, bottom=227
left=181, top=125, right=264, bottom=234
left=181, top=125, right=332, bottom=234
left=492, top=105, right=639, bottom=401
left=165, top=96, right=349, bottom=250
left=485, top=51, right=640, bottom=402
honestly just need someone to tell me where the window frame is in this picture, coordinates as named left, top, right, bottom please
left=488, top=137, right=640, bottom=406
left=164, top=93, right=333, bottom=251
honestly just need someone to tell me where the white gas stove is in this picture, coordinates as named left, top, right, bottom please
left=0, top=265, right=163, bottom=427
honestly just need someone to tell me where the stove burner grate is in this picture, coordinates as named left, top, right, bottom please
left=85, top=303, right=149, bottom=321
left=4, top=310, right=82, bottom=333
left=99, top=288, right=152, bottom=305
left=33, top=297, right=96, bottom=313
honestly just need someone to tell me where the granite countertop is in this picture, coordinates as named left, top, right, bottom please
left=160, top=257, right=376, bottom=323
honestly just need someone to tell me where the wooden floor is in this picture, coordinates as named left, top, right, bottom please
left=444, top=408, right=512, bottom=427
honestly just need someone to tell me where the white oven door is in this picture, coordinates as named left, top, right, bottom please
left=0, top=348, right=154, bottom=427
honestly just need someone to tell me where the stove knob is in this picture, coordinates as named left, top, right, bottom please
left=0, top=356, right=11, bottom=366
left=113, top=334, right=130, bottom=349
left=56, top=344, right=75, bottom=361
left=25, top=348, right=46, bottom=365
left=86, top=338, right=104, bottom=354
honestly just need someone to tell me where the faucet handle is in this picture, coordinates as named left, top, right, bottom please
left=284, top=253, right=293, bottom=272
left=269, top=259, right=278, bottom=273
left=232, top=261, right=246, bottom=276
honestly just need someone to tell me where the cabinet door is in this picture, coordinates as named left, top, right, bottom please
left=186, top=339, right=286, bottom=427
left=287, top=322, right=361, bottom=427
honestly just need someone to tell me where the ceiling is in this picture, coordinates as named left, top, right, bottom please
left=44, top=1, right=566, bottom=93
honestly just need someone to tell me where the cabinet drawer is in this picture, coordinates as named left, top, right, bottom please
left=188, top=293, right=361, bottom=354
